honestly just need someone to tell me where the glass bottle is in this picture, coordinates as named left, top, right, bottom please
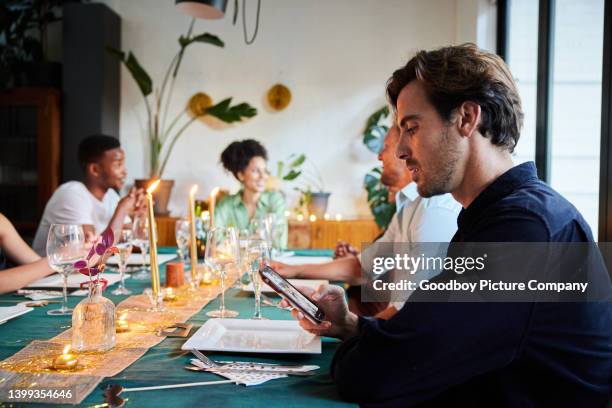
left=72, top=281, right=116, bottom=352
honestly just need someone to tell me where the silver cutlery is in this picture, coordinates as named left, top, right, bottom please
left=184, top=366, right=316, bottom=377
left=190, top=350, right=310, bottom=370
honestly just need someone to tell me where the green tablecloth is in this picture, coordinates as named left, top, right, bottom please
left=0, top=248, right=352, bottom=407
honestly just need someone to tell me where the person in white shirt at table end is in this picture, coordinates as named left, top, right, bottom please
left=33, top=135, right=145, bottom=254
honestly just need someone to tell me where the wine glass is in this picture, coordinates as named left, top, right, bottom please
left=234, top=228, right=251, bottom=289
left=247, top=239, right=270, bottom=320
left=46, top=224, right=85, bottom=316
left=249, top=217, right=272, bottom=250
left=205, top=227, right=239, bottom=318
left=131, top=215, right=150, bottom=280
left=175, top=218, right=190, bottom=263
left=265, top=213, right=285, bottom=257
left=112, top=229, right=133, bottom=295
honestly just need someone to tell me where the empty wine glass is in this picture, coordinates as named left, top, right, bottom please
left=205, top=227, right=239, bottom=318
left=131, top=215, right=150, bottom=280
left=175, top=217, right=190, bottom=263
left=46, top=224, right=85, bottom=316
left=112, top=229, right=133, bottom=295
left=247, top=239, right=270, bottom=320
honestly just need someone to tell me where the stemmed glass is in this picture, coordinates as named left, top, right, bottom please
left=46, top=224, right=85, bottom=316
left=247, top=239, right=270, bottom=320
left=112, top=229, right=133, bottom=295
left=250, top=217, right=272, bottom=251
left=131, top=215, right=150, bottom=280
left=205, top=227, right=239, bottom=318
left=175, top=218, right=190, bottom=264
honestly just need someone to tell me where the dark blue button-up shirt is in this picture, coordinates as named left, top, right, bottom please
left=331, top=162, right=612, bottom=407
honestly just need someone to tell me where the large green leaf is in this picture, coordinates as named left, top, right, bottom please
left=179, top=32, right=224, bottom=48
left=206, top=98, right=257, bottom=123
left=363, top=165, right=395, bottom=229
left=106, top=47, right=153, bottom=97
left=362, top=106, right=390, bottom=154
left=289, top=154, right=306, bottom=168
left=283, top=170, right=302, bottom=181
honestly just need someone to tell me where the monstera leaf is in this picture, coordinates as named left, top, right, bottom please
left=206, top=98, right=257, bottom=123
left=362, top=106, right=390, bottom=154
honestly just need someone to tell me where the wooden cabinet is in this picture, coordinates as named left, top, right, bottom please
left=154, top=216, right=382, bottom=250
left=0, top=88, right=61, bottom=240
left=288, top=219, right=382, bottom=250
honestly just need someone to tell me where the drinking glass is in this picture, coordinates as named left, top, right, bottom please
left=247, top=239, right=270, bottom=320
left=205, top=227, right=239, bottom=318
left=234, top=228, right=251, bottom=288
left=131, top=215, right=150, bottom=280
left=249, top=217, right=272, bottom=251
left=112, top=229, right=133, bottom=295
left=46, top=224, right=85, bottom=316
left=175, top=217, right=190, bottom=263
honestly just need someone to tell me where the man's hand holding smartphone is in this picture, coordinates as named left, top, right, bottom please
left=280, top=285, right=359, bottom=340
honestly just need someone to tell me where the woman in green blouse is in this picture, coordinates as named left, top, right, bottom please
left=215, top=139, right=288, bottom=248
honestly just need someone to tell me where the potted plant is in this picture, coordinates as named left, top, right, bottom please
left=108, top=19, right=256, bottom=214
left=362, top=106, right=396, bottom=229
left=275, top=154, right=330, bottom=218
left=0, top=0, right=82, bottom=89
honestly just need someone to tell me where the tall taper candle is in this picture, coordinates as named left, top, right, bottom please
left=188, top=185, right=198, bottom=284
left=209, top=187, right=220, bottom=228
left=146, top=180, right=161, bottom=299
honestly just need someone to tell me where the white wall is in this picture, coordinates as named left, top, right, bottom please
left=99, top=0, right=492, bottom=217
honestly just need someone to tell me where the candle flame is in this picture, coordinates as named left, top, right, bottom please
left=190, top=184, right=198, bottom=196
left=119, top=312, right=127, bottom=321
left=147, top=179, right=161, bottom=194
left=62, top=345, right=71, bottom=355
left=309, top=214, right=317, bottom=222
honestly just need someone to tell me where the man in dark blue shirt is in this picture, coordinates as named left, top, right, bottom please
left=287, top=44, right=612, bottom=406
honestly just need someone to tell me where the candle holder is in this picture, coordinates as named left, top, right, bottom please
left=144, top=288, right=166, bottom=312
left=115, top=312, right=130, bottom=333
left=163, top=287, right=177, bottom=302
left=52, top=345, right=78, bottom=371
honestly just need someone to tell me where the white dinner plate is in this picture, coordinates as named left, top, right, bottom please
left=26, top=272, right=124, bottom=289
left=242, top=279, right=329, bottom=294
left=106, top=253, right=177, bottom=266
left=0, top=305, right=32, bottom=325
left=274, top=256, right=332, bottom=265
left=182, top=318, right=321, bottom=354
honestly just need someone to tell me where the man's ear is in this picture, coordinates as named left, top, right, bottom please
left=87, top=162, right=101, bottom=178
left=456, top=101, right=481, bottom=138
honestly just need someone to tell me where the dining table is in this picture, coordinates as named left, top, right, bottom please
left=0, top=248, right=355, bottom=407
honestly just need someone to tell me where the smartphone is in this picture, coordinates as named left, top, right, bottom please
left=259, top=265, right=326, bottom=324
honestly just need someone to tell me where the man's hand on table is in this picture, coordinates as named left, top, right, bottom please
left=333, top=241, right=358, bottom=259
left=281, top=284, right=359, bottom=340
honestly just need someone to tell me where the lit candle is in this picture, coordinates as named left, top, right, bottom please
left=335, top=213, right=343, bottom=221
left=188, top=185, right=198, bottom=286
left=163, top=287, right=177, bottom=302
left=53, top=345, right=78, bottom=370
left=324, top=213, right=330, bottom=221
left=209, top=187, right=220, bottom=228
left=146, top=180, right=161, bottom=302
left=202, top=270, right=213, bottom=285
left=309, top=214, right=317, bottom=222
left=116, top=312, right=130, bottom=333
left=296, top=214, right=304, bottom=222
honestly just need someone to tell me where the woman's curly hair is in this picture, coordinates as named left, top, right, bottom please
left=220, top=139, right=268, bottom=179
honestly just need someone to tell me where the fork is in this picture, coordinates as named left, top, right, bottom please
left=190, top=350, right=307, bottom=370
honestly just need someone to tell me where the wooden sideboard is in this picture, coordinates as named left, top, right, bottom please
left=155, top=216, right=382, bottom=250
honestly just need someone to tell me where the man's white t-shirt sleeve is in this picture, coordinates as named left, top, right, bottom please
left=51, top=186, right=96, bottom=226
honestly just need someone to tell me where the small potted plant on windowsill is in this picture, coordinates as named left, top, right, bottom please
left=274, top=154, right=330, bottom=218
left=109, top=19, right=256, bottom=214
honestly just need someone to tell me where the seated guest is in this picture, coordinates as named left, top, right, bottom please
left=33, top=135, right=144, bottom=254
left=271, top=125, right=459, bottom=292
left=0, top=213, right=54, bottom=294
left=215, top=139, right=287, bottom=247
left=288, top=44, right=612, bottom=406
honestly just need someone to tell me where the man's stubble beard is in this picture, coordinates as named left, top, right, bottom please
left=417, top=125, right=460, bottom=198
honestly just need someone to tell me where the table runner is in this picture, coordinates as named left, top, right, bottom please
left=0, top=275, right=233, bottom=404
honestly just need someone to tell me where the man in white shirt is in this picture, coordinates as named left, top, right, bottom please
left=33, top=135, right=145, bottom=255
left=271, top=126, right=460, bottom=306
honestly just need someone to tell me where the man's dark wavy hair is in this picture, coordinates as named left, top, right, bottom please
left=386, top=43, right=523, bottom=152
